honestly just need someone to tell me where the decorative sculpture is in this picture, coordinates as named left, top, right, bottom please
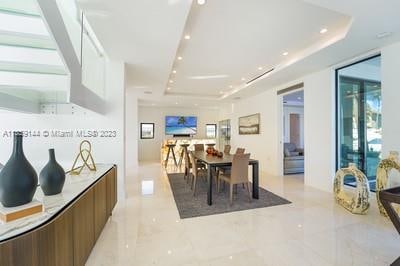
left=70, top=140, right=96, bottom=175
left=40, top=149, right=66, bottom=195
left=376, top=151, right=400, bottom=217
left=0, top=132, right=38, bottom=207
left=334, top=163, right=370, bottom=214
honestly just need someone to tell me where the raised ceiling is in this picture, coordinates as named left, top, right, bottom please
left=78, top=0, right=400, bottom=108
left=168, top=0, right=350, bottom=99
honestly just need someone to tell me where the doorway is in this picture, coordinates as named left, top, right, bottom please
left=282, top=90, right=304, bottom=175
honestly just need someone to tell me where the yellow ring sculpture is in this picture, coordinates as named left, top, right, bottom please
left=376, top=151, right=400, bottom=217
left=70, top=140, right=97, bottom=175
left=334, top=163, right=370, bottom=214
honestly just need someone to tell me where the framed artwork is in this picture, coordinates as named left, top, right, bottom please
left=140, top=123, right=155, bottom=139
left=239, top=113, right=260, bottom=135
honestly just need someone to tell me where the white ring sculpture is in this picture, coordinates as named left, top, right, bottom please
left=334, top=163, right=370, bottom=214
left=376, top=151, right=400, bottom=217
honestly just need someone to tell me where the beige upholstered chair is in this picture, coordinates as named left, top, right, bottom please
left=224, top=145, right=231, bottom=154
left=185, top=150, right=205, bottom=182
left=216, top=147, right=245, bottom=187
left=218, top=153, right=251, bottom=204
left=189, top=151, right=206, bottom=196
left=194, top=144, right=205, bottom=151
left=235, top=147, right=245, bottom=154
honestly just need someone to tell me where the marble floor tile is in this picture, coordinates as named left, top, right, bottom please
left=86, top=162, right=400, bottom=266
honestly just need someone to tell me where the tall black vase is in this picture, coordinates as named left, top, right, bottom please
left=39, top=149, right=65, bottom=196
left=0, top=132, right=38, bottom=207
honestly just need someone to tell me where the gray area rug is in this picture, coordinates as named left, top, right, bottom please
left=167, top=173, right=291, bottom=219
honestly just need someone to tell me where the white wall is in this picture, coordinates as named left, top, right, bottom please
left=0, top=58, right=127, bottom=198
left=381, top=42, right=400, bottom=158
left=125, top=89, right=138, bottom=176
left=138, top=106, right=219, bottom=161
left=219, top=89, right=280, bottom=176
left=303, top=69, right=336, bottom=192
left=283, top=105, right=304, bottom=148
left=219, top=70, right=336, bottom=192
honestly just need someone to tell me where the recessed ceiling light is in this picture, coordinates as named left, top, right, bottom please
left=175, top=102, right=178, bottom=105
left=197, top=0, right=206, bottom=5
left=320, top=28, right=328, bottom=34
left=169, top=80, right=174, bottom=83
left=177, top=56, right=183, bottom=60
left=282, top=52, right=289, bottom=56
left=194, top=103, right=198, bottom=106
left=229, top=85, right=233, bottom=88
left=167, top=87, right=171, bottom=90
left=184, top=35, right=191, bottom=40
left=258, top=66, right=263, bottom=70
left=172, top=70, right=177, bottom=74
left=241, top=77, right=246, bottom=81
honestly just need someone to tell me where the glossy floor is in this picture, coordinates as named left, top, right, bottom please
left=86, top=162, right=400, bottom=265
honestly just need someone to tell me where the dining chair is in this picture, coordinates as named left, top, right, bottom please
left=189, top=151, right=206, bottom=196
left=235, top=147, right=245, bottom=154
left=184, top=150, right=206, bottom=182
left=194, top=144, right=205, bottom=151
left=218, top=153, right=251, bottom=205
left=216, top=147, right=245, bottom=189
left=224, top=145, right=231, bottom=154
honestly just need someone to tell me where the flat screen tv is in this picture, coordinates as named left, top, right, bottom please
left=165, top=116, right=197, bottom=135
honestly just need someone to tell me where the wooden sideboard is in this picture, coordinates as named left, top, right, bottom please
left=0, top=166, right=117, bottom=266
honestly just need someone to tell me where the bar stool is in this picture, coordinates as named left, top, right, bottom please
left=178, top=143, right=190, bottom=167
left=165, top=142, right=177, bottom=167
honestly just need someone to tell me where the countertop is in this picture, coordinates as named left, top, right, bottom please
left=0, top=164, right=114, bottom=243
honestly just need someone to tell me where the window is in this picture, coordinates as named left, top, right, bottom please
left=140, top=123, right=154, bottom=139
left=336, top=55, right=381, bottom=191
left=206, top=124, right=217, bottom=138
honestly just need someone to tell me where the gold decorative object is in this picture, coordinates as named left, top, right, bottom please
left=70, top=140, right=96, bottom=175
left=334, top=163, right=370, bottom=214
left=376, top=151, right=400, bottom=216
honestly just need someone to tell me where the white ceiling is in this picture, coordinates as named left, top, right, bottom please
left=78, top=0, right=400, bottom=108
left=77, top=0, right=192, bottom=94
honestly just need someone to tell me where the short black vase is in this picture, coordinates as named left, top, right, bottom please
left=40, top=149, right=65, bottom=196
left=0, top=132, right=38, bottom=207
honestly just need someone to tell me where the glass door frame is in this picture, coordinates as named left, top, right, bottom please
left=335, top=54, right=381, bottom=183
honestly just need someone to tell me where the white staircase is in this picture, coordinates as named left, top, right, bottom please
left=0, top=0, right=69, bottom=113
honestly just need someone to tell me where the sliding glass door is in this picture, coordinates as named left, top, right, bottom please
left=336, top=55, right=381, bottom=191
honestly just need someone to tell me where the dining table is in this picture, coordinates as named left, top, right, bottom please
left=193, top=151, right=259, bottom=205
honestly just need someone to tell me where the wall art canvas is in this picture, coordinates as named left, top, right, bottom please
left=239, top=113, right=260, bottom=135
left=141, top=123, right=155, bottom=139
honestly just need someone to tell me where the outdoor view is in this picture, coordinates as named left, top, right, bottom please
left=337, top=56, right=381, bottom=191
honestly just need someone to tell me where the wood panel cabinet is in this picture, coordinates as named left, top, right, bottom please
left=0, top=166, right=117, bottom=266
left=106, top=167, right=117, bottom=216
left=94, top=176, right=107, bottom=241
left=73, top=188, right=94, bottom=266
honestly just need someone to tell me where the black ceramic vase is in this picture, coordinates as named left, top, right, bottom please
left=39, top=149, right=65, bottom=196
left=0, top=132, right=38, bottom=207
